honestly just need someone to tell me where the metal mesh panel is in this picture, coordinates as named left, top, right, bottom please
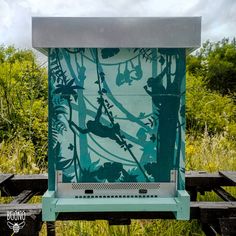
left=71, top=183, right=161, bottom=190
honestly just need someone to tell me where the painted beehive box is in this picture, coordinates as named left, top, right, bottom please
left=33, top=17, right=201, bottom=220
left=49, top=48, right=185, bottom=185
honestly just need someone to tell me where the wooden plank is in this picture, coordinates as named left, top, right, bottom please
left=0, top=174, right=47, bottom=196
left=213, top=187, right=236, bottom=202
left=0, top=203, right=42, bottom=213
left=0, top=215, right=42, bottom=236
left=0, top=201, right=235, bottom=224
left=47, top=222, right=56, bottom=236
left=10, top=190, right=36, bottom=204
left=0, top=204, right=42, bottom=236
left=190, top=202, right=236, bottom=221
left=191, top=201, right=236, bottom=209
left=1, top=172, right=235, bottom=197
left=0, top=174, right=14, bottom=186
left=186, top=172, right=235, bottom=191
left=219, top=171, right=236, bottom=185
left=219, top=217, right=236, bottom=235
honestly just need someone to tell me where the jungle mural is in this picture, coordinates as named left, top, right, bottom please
left=48, top=48, right=186, bottom=185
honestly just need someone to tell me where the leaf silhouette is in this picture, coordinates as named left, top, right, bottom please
left=144, top=162, right=158, bottom=181
left=63, top=172, right=75, bottom=182
left=133, top=48, right=155, bottom=62
left=52, top=118, right=67, bottom=135
left=96, top=162, right=123, bottom=182
left=99, top=72, right=105, bottom=82
left=138, top=112, right=145, bottom=119
left=54, top=79, right=84, bottom=100
left=68, top=143, right=74, bottom=150
left=127, top=144, right=133, bottom=149
left=151, top=116, right=157, bottom=126
left=53, top=105, right=67, bottom=116
left=101, top=48, right=120, bottom=59
left=148, top=118, right=154, bottom=127
left=159, top=56, right=165, bottom=65
left=121, top=169, right=138, bottom=182
left=102, top=88, right=107, bottom=93
left=67, top=78, right=75, bottom=87
left=66, top=48, right=85, bottom=54
left=81, top=169, right=98, bottom=182
left=107, top=104, right=114, bottom=109
left=89, top=159, right=100, bottom=172
left=57, top=157, right=73, bottom=170
left=52, top=127, right=58, bottom=149
left=150, top=134, right=156, bottom=143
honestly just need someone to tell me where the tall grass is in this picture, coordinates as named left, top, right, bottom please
left=0, top=137, right=46, bottom=174
left=38, top=219, right=204, bottom=236
left=1, top=131, right=235, bottom=235
left=186, top=129, right=236, bottom=172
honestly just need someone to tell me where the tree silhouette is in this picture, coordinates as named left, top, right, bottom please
left=50, top=48, right=184, bottom=183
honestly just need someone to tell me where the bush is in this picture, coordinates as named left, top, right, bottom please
left=0, top=46, right=48, bottom=162
left=186, top=73, right=236, bottom=138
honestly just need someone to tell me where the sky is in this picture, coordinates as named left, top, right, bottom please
left=0, top=0, right=236, bottom=52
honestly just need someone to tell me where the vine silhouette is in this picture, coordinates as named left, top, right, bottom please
left=52, top=49, right=85, bottom=182
left=50, top=48, right=185, bottom=184
left=71, top=49, right=150, bottom=182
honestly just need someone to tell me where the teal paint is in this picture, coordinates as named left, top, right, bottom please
left=48, top=48, right=55, bottom=191
left=48, top=48, right=186, bottom=184
left=43, top=47, right=189, bottom=221
left=42, top=189, right=189, bottom=221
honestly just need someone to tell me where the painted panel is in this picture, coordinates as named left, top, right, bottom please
left=48, top=48, right=185, bottom=186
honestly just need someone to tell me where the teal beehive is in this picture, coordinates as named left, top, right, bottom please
left=32, top=17, right=201, bottom=221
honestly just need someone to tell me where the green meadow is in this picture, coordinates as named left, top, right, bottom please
left=1, top=39, right=236, bottom=235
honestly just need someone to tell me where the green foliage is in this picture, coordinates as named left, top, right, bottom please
left=38, top=219, right=205, bottom=236
left=1, top=42, right=236, bottom=235
left=0, top=137, right=45, bottom=173
left=186, top=55, right=203, bottom=76
left=0, top=45, right=48, bottom=165
left=186, top=131, right=236, bottom=172
left=186, top=73, right=236, bottom=138
left=206, top=43, right=236, bottom=95
left=187, top=38, right=236, bottom=95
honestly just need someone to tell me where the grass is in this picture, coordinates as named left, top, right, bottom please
left=37, top=219, right=204, bottom=236
left=1, top=130, right=236, bottom=235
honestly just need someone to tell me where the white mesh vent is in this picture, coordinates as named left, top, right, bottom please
left=71, top=183, right=160, bottom=190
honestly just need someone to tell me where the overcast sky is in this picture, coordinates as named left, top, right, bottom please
left=1, top=0, right=236, bottom=51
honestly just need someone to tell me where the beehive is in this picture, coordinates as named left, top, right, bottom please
left=32, top=17, right=201, bottom=221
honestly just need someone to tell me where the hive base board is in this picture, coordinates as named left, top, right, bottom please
left=42, top=190, right=190, bottom=221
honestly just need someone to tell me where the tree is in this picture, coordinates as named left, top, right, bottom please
left=187, top=38, right=236, bottom=95
left=0, top=45, right=48, bottom=162
left=206, top=41, right=236, bottom=95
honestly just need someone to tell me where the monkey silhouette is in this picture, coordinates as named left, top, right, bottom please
left=72, top=103, right=124, bottom=146
left=143, top=63, right=169, bottom=108
left=130, top=56, right=143, bottom=81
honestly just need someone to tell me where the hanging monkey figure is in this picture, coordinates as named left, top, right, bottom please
left=72, top=102, right=124, bottom=146
left=130, top=55, right=143, bottom=81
